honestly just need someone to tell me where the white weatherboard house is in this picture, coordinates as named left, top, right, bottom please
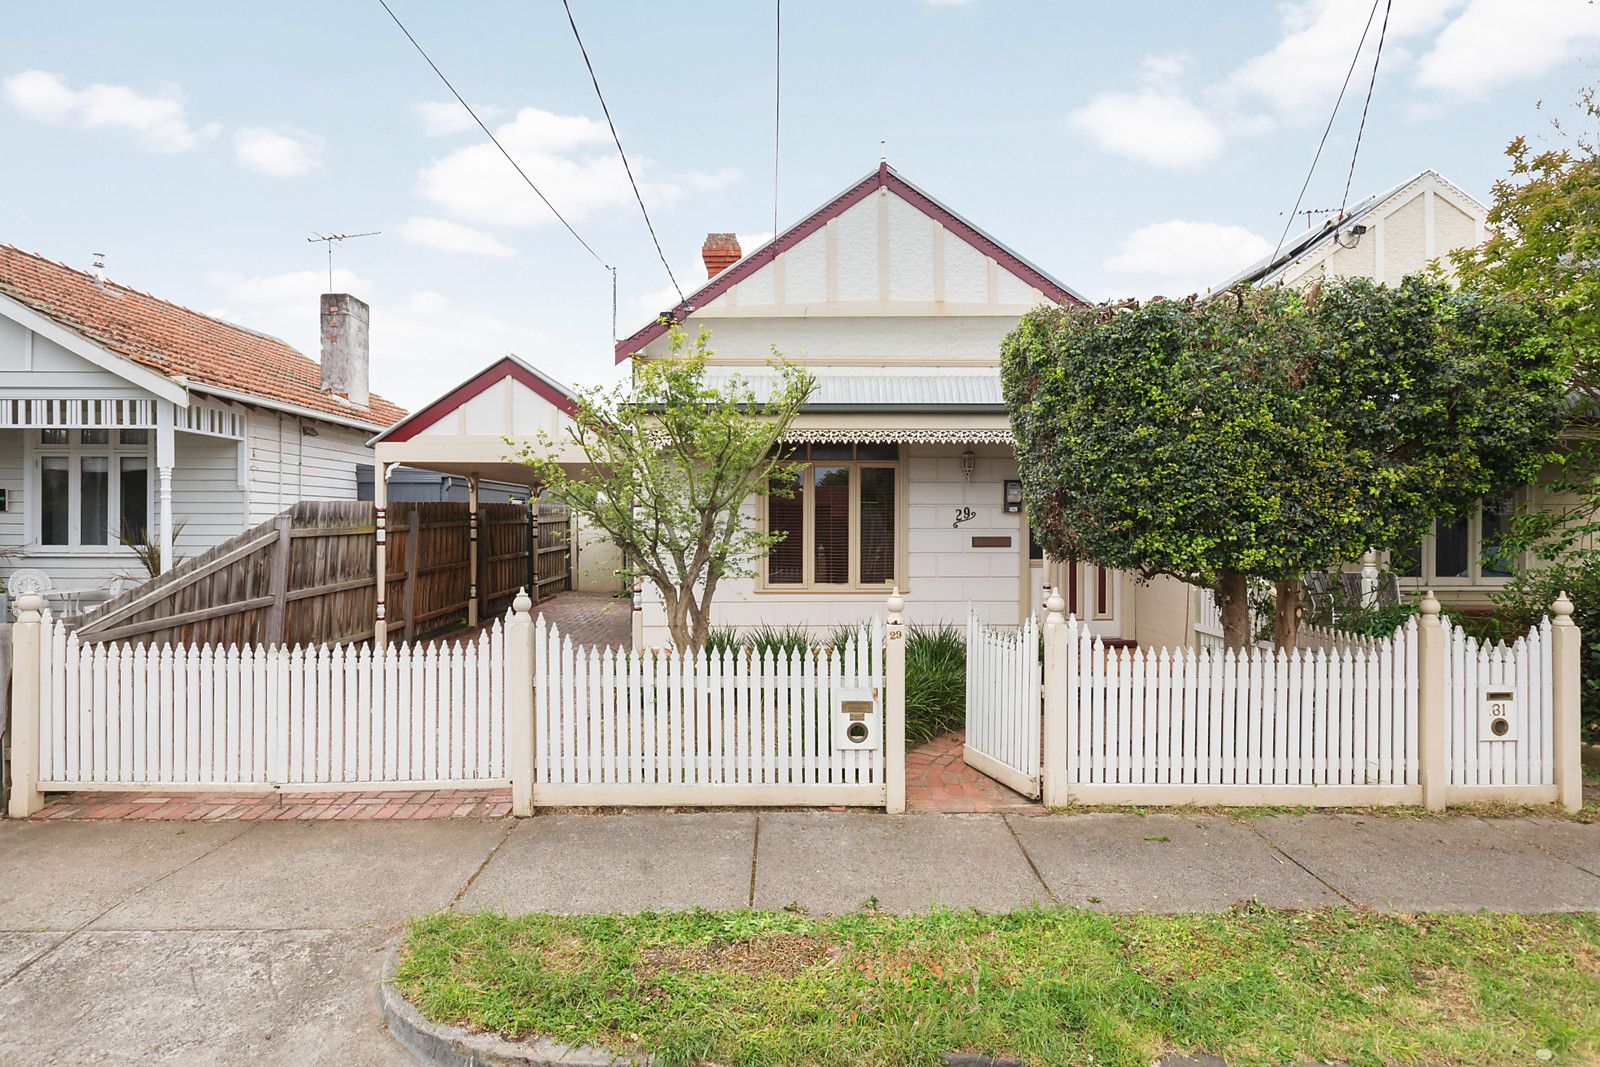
left=0, top=245, right=406, bottom=614
left=616, top=163, right=1142, bottom=648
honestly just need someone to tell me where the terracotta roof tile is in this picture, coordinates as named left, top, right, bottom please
left=0, top=244, right=407, bottom=428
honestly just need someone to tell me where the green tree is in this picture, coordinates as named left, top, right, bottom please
left=513, top=327, right=814, bottom=650
left=1000, top=279, right=1566, bottom=650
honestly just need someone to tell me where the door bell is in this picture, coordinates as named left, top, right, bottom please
left=1481, top=689, right=1517, bottom=742
left=833, top=687, right=879, bottom=751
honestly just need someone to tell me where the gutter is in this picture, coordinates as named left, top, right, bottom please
left=190, top=382, right=395, bottom=434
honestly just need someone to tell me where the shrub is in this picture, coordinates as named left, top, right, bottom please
left=904, top=623, right=966, bottom=746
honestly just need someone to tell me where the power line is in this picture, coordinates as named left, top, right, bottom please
left=375, top=0, right=610, bottom=271
left=772, top=0, right=781, bottom=260
left=1340, top=0, right=1394, bottom=214
left=560, top=0, right=682, bottom=302
left=1269, top=0, right=1385, bottom=265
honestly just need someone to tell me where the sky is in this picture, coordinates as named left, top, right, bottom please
left=3, top=0, right=1598, bottom=412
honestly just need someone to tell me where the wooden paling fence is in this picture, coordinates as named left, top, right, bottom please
left=74, top=500, right=563, bottom=648
left=32, top=619, right=507, bottom=790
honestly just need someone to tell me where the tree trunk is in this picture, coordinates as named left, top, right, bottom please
left=1218, top=570, right=1252, bottom=651
left=1273, top=577, right=1302, bottom=652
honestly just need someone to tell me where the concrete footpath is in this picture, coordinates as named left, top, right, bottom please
left=0, top=810, right=1596, bottom=1065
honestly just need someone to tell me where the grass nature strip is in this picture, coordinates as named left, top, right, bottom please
left=393, top=905, right=1600, bottom=1067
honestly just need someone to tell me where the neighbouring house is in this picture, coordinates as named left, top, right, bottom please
left=0, top=245, right=407, bottom=617
left=613, top=162, right=1145, bottom=647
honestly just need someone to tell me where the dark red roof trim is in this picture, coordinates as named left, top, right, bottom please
left=614, top=163, right=1084, bottom=363
left=374, top=355, right=578, bottom=444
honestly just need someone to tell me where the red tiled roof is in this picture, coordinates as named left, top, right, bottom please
left=0, top=244, right=407, bottom=428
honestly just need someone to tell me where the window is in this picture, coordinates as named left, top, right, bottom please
left=1388, top=498, right=1520, bottom=586
left=33, top=429, right=153, bottom=549
left=761, top=443, right=900, bottom=589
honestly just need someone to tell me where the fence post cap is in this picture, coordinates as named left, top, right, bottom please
left=512, top=587, right=533, bottom=615
left=1419, top=589, right=1441, bottom=621
left=1552, top=590, right=1575, bottom=625
left=886, top=584, right=905, bottom=620
left=1044, top=586, right=1066, bottom=624
left=13, top=591, right=45, bottom=618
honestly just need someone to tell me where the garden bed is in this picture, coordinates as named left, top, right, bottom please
left=392, top=905, right=1600, bottom=1067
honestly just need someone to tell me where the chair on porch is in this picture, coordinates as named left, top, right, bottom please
left=1303, top=571, right=1334, bottom=626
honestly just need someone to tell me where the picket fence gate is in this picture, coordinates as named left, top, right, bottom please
left=32, top=618, right=508, bottom=791
left=530, top=616, right=887, bottom=806
left=1446, top=618, right=1553, bottom=788
left=964, top=611, right=1042, bottom=798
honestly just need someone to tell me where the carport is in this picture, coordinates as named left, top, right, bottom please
left=367, top=355, right=591, bottom=647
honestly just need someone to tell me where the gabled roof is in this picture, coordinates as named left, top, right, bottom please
left=0, top=244, right=407, bottom=429
left=614, top=162, right=1087, bottom=363
left=370, top=353, right=577, bottom=444
left=1216, top=169, right=1488, bottom=291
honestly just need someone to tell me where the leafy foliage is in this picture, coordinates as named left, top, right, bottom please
left=1000, top=278, right=1567, bottom=649
left=903, top=623, right=966, bottom=745
left=514, top=327, right=814, bottom=651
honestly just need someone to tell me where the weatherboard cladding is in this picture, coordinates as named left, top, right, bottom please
left=704, top=371, right=1004, bottom=410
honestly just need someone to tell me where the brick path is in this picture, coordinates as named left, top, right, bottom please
left=905, top=730, right=1046, bottom=813
left=455, top=591, right=633, bottom=649
left=32, top=788, right=511, bottom=821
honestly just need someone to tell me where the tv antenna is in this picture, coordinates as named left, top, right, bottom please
left=306, top=231, right=380, bottom=290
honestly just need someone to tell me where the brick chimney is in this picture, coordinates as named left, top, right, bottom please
left=701, top=233, right=741, bottom=278
left=319, top=293, right=370, bottom=406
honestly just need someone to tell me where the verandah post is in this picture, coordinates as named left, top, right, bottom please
left=1041, top=587, right=1069, bottom=808
left=7, top=592, right=46, bottom=818
left=506, top=587, right=535, bottom=816
left=1551, top=591, right=1583, bottom=814
left=1417, top=590, right=1447, bottom=811
left=884, top=585, right=907, bottom=814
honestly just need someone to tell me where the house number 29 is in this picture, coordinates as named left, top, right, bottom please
left=951, top=507, right=977, bottom=528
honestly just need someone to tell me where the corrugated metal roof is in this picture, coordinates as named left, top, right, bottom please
left=703, top=371, right=1005, bottom=411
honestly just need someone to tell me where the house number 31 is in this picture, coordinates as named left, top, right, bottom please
left=951, top=507, right=977, bottom=528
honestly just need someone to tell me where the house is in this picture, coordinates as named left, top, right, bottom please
left=0, top=245, right=406, bottom=614
left=613, top=162, right=1156, bottom=647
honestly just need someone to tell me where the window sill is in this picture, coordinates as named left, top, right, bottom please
left=755, top=585, right=909, bottom=596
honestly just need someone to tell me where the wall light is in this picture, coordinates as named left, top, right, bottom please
left=960, top=447, right=975, bottom=481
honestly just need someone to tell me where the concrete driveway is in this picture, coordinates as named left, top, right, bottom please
left=1, top=810, right=1597, bottom=1064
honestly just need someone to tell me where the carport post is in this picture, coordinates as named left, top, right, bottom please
left=507, top=588, right=535, bottom=816
left=467, top=475, right=480, bottom=628
left=7, top=593, right=45, bottom=818
left=374, top=461, right=389, bottom=649
left=885, top=586, right=907, bottom=814
left=1041, top=587, right=1069, bottom=808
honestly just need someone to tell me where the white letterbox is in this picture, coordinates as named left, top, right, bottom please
left=1481, top=689, right=1517, bottom=742
left=833, top=687, right=879, bottom=751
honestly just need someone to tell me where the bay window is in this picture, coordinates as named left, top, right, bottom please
left=33, top=429, right=154, bottom=550
left=761, top=443, right=900, bottom=590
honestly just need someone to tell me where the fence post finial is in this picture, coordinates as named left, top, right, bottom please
left=884, top=586, right=907, bottom=814
left=1045, top=586, right=1066, bottom=626
left=513, top=586, right=533, bottom=617
left=1419, top=589, right=1441, bottom=625
left=7, top=592, right=47, bottom=818
left=1551, top=589, right=1582, bottom=812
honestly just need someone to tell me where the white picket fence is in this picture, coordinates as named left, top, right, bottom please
left=1446, top=618, right=1553, bottom=788
left=33, top=619, right=507, bottom=791
left=531, top=617, right=886, bottom=805
left=1062, top=618, right=1418, bottom=800
left=964, top=611, right=1041, bottom=798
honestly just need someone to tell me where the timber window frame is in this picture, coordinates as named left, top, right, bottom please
left=25, top=428, right=153, bottom=555
left=757, top=443, right=907, bottom=592
left=1391, top=496, right=1523, bottom=589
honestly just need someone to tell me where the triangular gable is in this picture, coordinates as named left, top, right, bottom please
left=0, top=290, right=188, bottom=404
left=370, top=354, right=578, bottom=445
left=615, top=162, right=1086, bottom=362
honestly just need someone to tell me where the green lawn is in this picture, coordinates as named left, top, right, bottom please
left=394, top=905, right=1600, bottom=1067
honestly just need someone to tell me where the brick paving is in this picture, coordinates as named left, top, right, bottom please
left=32, top=788, right=512, bottom=821
left=454, top=591, right=633, bottom=650
left=905, top=730, right=1046, bottom=813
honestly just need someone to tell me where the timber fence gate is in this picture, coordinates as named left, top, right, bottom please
left=1036, top=589, right=1584, bottom=811
left=6, top=588, right=911, bottom=816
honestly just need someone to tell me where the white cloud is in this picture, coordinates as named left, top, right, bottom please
left=398, top=216, right=515, bottom=258
left=414, top=99, right=506, bottom=136
left=1103, top=220, right=1273, bottom=299
left=1222, top=0, right=1462, bottom=118
left=1068, top=90, right=1225, bottom=168
left=233, top=126, right=324, bottom=177
left=209, top=268, right=375, bottom=310
left=1415, top=0, right=1600, bottom=97
left=418, top=106, right=740, bottom=227
left=1, top=69, right=218, bottom=152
